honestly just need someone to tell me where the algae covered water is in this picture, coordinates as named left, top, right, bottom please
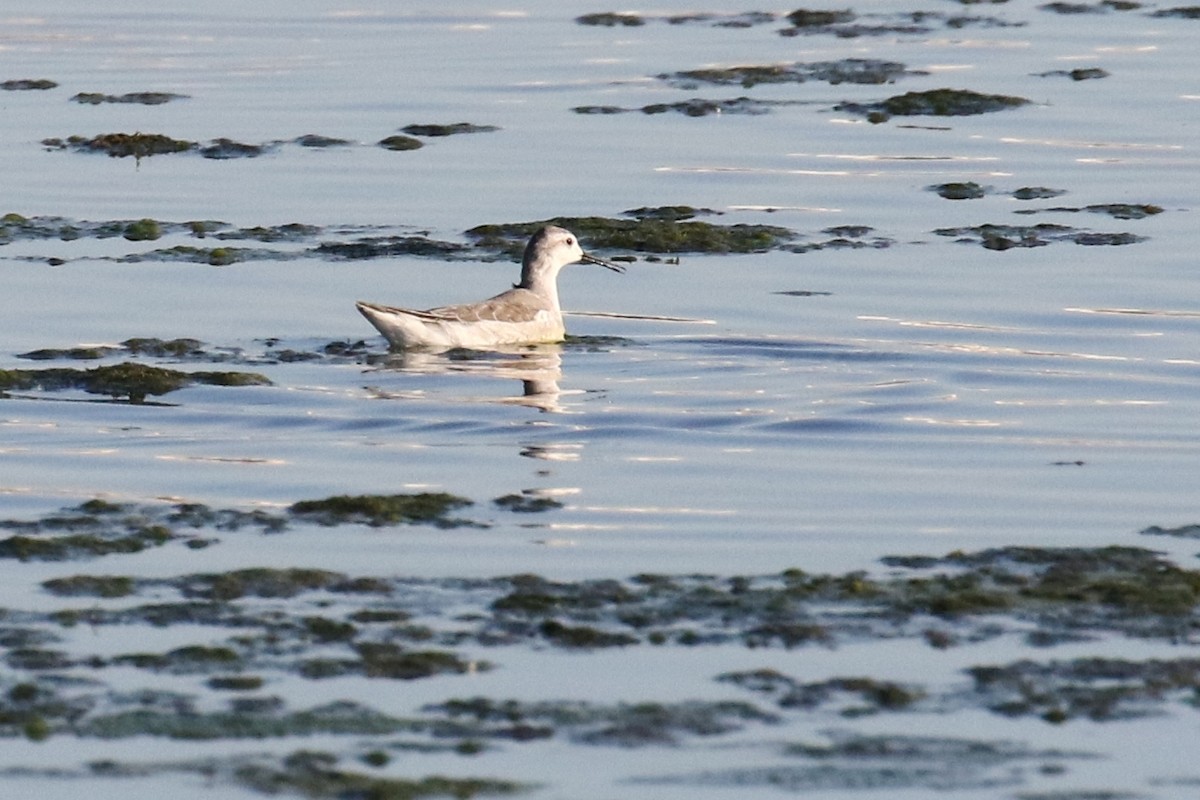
left=2, top=3, right=1200, bottom=799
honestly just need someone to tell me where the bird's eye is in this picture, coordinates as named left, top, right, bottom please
left=565, top=237, right=574, bottom=246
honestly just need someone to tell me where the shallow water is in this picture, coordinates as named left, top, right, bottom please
left=2, top=3, right=1200, bottom=798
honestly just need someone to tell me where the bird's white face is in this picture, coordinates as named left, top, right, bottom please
left=524, top=225, right=624, bottom=281
left=542, top=227, right=585, bottom=270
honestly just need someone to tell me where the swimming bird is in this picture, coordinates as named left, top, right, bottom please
left=356, top=225, right=624, bottom=349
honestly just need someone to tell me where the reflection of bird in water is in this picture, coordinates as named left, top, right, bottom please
left=357, top=225, right=623, bottom=350
left=367, top=346, right=566, bottom=412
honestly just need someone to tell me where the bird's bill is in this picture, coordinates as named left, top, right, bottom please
left=581, top=252, right=625, bottom=273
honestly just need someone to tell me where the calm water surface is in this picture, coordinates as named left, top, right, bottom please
left=1, top=2, right=1199, bottom=798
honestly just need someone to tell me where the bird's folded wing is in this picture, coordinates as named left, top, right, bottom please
left=422, top=289, right=545, bottom=324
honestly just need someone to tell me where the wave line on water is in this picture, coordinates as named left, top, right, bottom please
left=1066, top=307, right=1200, bottom=318
left=994, top=135, right=1184, bottom=151
left=576, top=504, right=737, bottom=516
left=791, top=152, right=1002, bottom=164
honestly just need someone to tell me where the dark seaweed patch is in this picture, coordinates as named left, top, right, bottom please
left=234, top=750, right=524, bottom=799
left=718, top=669, right=924, bottom=713
left=42, top=133, right=195, bottom=157
left=0, top=214, right=232, bottom=247
left=315, top=235, right=470, bottom=260
left=1012, top=203, right=1163, bottom=220
left=1, top=79, right=57, bottom=90
left=17, top=346, right=116, bottom=361
left=539, top=620, right=638, bottom=648
left=119, top=244, right=276, bottom=265
left=430, top=697, right=774, bottom=746
left=1044, top=1, right=1143, bottom=12
left=180, top=568, right=352, bottom=601
left=622, top=205, right=718, bottom=222
left=41, top=133, right=269, bottom=159
left=576, top=12, right=645, bottom=26
left=666, top=11, right=779, bottom=27
left=123, top=218, right=162, bottom=241
left=293, top=133, right=353, bottom=147
left=933, top=223, right=1146, bottom=249
left=784, top=225, right=894, bottom=253
left=1041, top=1, right=1107, bottom=11
left=71, top=92, right=187, bottom=105
left=122, top=337, right=206, bottom=358
left=1140, top=523, right=1200, bottom=538
left=1012, top=186, right=1067, bottom=200
left=659, top=59, right=921, bottom=89
left=0, top=526, right=174, bottom=561
left=79, top=701, right=411, bottom=740
left=378, top=135, right=424, bottom=151
left=493, top=493, right=564, bottom=513
left=787, top=9, right=857, bottom=27
left=199, top=138, right=268, bottom=159
left=970, top=657, right=1200, bottom=721
left=646, top=732, right=1087, bottom=792
left=113, top=645, right=241, bottom=674
left=401, top=123, right=500, bottom=136
left=929, top=181, right=988, bottom=200
left=1035, top=67, right=1110, bottom=80
left=925, top=183, right=1072, bottom=201
left=289, top=493, right=477, bottom=528
left=355, top=643, right=483, bottom=680
left=1152, top=6, right=1200, bottom=17
left=0, top=362, right=270, bottom=403
left=576, top=96, right=805, bottom=116
left=779, top=9, right=1020, bottom=37
left=42, top=575, right=135, bottom=598
left=837, top=88, right=1031, bottom=122
left=467, top=216, right=794, bottom=255
left=208, top=675, right=265, bottom=691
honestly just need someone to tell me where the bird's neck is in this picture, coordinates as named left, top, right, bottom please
left=519, top=268, right=561, bottom=311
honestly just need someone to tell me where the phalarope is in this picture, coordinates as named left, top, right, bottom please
left=357, top=225, right=624, bottom=349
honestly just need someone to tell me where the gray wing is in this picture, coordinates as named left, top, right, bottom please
left=418, top=288, right=548, bottom=324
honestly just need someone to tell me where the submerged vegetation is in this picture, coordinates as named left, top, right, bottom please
left=290, top=493, right=477, bottom=528
left=658, top=59, right=924, bottom=88
left=466, top=212, right=795, bottom=255
left=576, top=8, right=1024, bottom=34
left=836, top=88, right=1031, bottom=123
left=0, top=492, right=1197, bottom=793
left=0, top=191, right=1159, bottom=267
left=1, top=78, right=58, bottom=90
left=934, top=223, right=1146, bottom=249
left=71, top=91, right=187, bottom=105
left=0, top=362, right=270, bottom=403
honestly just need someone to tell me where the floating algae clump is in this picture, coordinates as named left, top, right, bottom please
left=71, top=92, right=187, bottom=105
left=660, top=59, right=918, bottom=88
left=43, top=132, right=196, bottom=157
left=123, top=218, right=162, bottom=241
left=0, top=362, right=270, bottom=403
left=234, top=750, right=525, bottom=799
left=401, top=122, right=499, bottom=136
left=576, top=12, right=645, bottom=26
left=290, top=493, right=475, bottom=528
left=378, top=135, right=423, bottom=151
left=929, top=182, right=987, bottom=200
left=1, top=79, right=57, bottom=90
left=837, top=88, right=1030, bottom=123
left=467, top=215, right=794, bottom=255
left=42, top=575, right=136, bottom=598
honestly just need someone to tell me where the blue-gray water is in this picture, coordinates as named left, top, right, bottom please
left=1, top=3, right=1199, bottom=798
